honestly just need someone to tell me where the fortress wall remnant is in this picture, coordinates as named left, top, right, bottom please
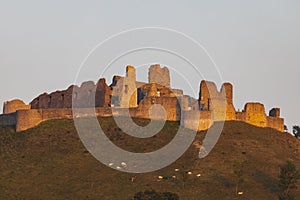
left=236, top=111, right=246, bottom=121
left=15, top=107, right=114, bottom=131
left=110, top=76, right=122, bottom=106
left=236, top=105, right=284, bottom=132
left=16, top=109, right=43, bottom=132
left=183, top=110, right=212, bottom=131
left=269, top=108, right=280, bottom=118
left=0, top=65, right=286, bottom=133
left=31, top=93, right=51, bottom=109
left=199, top=80, right=221, bottom=110
left=241, top=103, right=267, bottom=127
left=148, top=64, right=170, bottom=88
left=31, top=85, right=75, bottom=109
left=73, top=81, right=96, bottom=108
left=221, top=83, right=236, bottom=120
left=267, top=108, right=284, bottom=131
left=111, top=66, right=137, bottom=108
left=42, top=107, right=112, bottom=119
left=31, top=78, right=111, bottom=110
left=137, top=83, right=180, bottom=100
left=0, top=113, right=17, bottom=126
left=95, top=78, right=111, bottom=107
left=3, top=99, right=30, bottom=114
left=171, top=89, right=184, bottom=97
left=135, top=83, right=186, bottom=121
left=198, top=80, right=236, bottom=121
left=178, top=96, right=189, bottom=111
left=267, top=116, right=284, bottom=132
left=134, top=97, right=180, bottom=121
left=41, top=109, right=73, bottom=119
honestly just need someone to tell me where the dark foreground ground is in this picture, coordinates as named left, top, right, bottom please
left=0, top=117, right=299, bottom=200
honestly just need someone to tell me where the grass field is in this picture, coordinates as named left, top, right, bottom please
left=0, top=117, right=299, bottom=200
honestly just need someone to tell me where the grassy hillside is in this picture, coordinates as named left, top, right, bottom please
left=0, top=117, right=299, bottom=200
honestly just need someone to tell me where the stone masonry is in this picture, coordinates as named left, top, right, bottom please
left=0, top=64, right=284, bottom=132
left=148, top=64, right=170, bottom=88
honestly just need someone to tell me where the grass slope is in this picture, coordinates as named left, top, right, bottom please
left=0, top=117, right=300, bottom=200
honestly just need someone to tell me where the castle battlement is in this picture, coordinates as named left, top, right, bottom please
left=0, top=64, right=284, bottom=132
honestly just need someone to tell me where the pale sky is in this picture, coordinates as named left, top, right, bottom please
left=0, top=0, right=299, bottom=130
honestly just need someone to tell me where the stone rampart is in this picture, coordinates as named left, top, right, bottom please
left=3, top=99, right=30, bottom=114
left=0, top=65, right=285, bottom=133
left=182, top=110, right=212, bottom=131
left=134, top=97, right=180, bottom=121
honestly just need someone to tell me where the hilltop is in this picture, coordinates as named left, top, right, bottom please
left=0, top=118, right=299, bottom=200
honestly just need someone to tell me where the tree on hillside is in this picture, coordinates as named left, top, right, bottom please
left=278, top=161, right=300, bottom=200
left=292, top=126, right=300, bottom=139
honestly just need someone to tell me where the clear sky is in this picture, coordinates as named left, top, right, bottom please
left=0, top=0, right=299, bottom=130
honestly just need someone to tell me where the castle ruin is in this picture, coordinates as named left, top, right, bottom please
left=0, top=64, right=284, bottom=132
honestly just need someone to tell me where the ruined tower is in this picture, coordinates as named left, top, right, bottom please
left=148, top=64, right=170, bottom=87
left=95, top=78, right=111, bottom=107
left=111, top=66, right=137, bottom=108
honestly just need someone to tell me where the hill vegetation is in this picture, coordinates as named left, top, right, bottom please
left=0, top=117, right=299, bottom=200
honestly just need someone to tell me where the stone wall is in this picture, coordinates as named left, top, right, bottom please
left=111, top=66, right=137, bottom=108
left=137, top=83, right=180, bottom=99
left=30, top=85, right=74, bottom=109
left=269, top=108, right=280, bottom=118
left=243, top=103, right=267, bottom=127
left=236, top=103, right=284, bottom=131
left=0, top=113, right=17, bottom=126
left=95, top=78, right=111, bottom=107
left=267, top=116, right=284, bottom=132
left=182, top=110, right=212, bottom=131
left=31, top=78, right=111, bottom=109
left=198, top=80, right=236, bottom=121
left=3, top=99, right=30, bottom=114
left=134, top=96, right=180, bottom=121
left=148, top=64, right=170, bottom=88
left=3, top=102, right=284, bottom=132
left=236, top=111, right=246, bottom=121
left=15, top=107, right=113, bottom=131
left=16, top=109, right=43, bottom=132
left=0, top=65, right=285, bottom=133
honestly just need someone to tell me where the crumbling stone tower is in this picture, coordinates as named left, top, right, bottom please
left=148, top=64, right=170, bottom=87
left=95, top=78, right=111, bottom=107
left=111, top=66, right=137, bottom=108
